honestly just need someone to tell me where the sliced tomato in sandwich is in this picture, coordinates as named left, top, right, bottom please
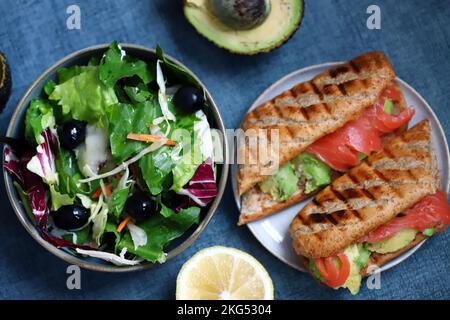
left=314, top=253, right=350, bottom=287
left=307, top=86, right=415, bottom=171
left=363, top=191, right=450, bottom=243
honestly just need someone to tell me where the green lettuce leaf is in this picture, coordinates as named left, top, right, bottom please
left=99, top=41, right=154, bottom=87
left=24, top=98, right=55, bottom=145
left=49, top=185, right=74, bottom=211
left=57, top=65, right=85, bottom=83
left=110, top=185, right=131, bottom=218
left=124, top=83, right=154, bottom=103
left=44, top=79, right=56, bottom=96
left=139, top=146, right=175, bottom=195
left=62, top=225, right=91, bottom=245
left=92, top=202, right=109, bottom=245
left=55, top=143, right=93, bottom=196
left=155, top=45, right=197, bottom=86
left=13, top=181, right=34, bottom=222
left=138, top=110, right=198, bottom=195
left=49, top=66, right=118, bottom=125
left=117, top=205, right=200, bottom=263
left=107, top=100, right=162, bottom=162
left=171, top=111, right=211, bottom=192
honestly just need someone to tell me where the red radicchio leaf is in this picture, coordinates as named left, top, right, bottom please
left=4, top=146, right=49, bottom=228
left=4, top=135, right=89, bottom=249
left=176, top=158, right=217, bottom=208
left=41, top=230, right=93, bottom=250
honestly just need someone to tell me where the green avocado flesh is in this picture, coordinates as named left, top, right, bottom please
left=183, top=0, right=304, bottom=54
left=367, top=228, right=418, bottom=254
left=384, top=98, right=394, bottom=114
left=258, top=152, right=331, bottom=202
left=259, top=161, right=298, bottom=202
left=292, top=152, right=331, bottom=194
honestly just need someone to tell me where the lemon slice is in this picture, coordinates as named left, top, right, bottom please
left=176, top=246, right=274, bottom=300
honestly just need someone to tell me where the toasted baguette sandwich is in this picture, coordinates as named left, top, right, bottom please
left=238, top=51, right=415, bottom=225
left=289, top=120, right=450, bottom=294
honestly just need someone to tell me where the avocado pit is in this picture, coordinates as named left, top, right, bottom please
left=208, top=0, right=271, bottom=30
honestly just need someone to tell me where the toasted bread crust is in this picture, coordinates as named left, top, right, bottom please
left=290, top=120, right=439, bottom=259
left=238, top=82, right=408, bottom=225
left=237, top=51, right=396, bottom=195
left=238, top=185, right=311, bottom=225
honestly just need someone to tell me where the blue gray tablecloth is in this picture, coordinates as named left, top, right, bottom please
left=0, top=0, right=449, bottom=300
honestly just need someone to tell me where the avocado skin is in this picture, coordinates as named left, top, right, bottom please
left=183, top=0, right=305, bottom=55
left=0, top=51, right=12, bottom=111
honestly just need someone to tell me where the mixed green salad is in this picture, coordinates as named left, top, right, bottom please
left=4, top=41, right=218, bottom=265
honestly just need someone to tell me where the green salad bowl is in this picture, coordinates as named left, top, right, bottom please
left=3, top=43, right=228, bottom=272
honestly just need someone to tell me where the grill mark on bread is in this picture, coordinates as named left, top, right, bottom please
left=310, top=213, right=326, bottom=223
left=296, top=213, right=308, bottom=226
left=337, top=83, right=348, bottom=96
left=312, top=198, right=322, bottom=208
left=406, top=169, right=417, bottom=180
left=330, top=66, right=350, bottom=79
left=326, top=214, right=338, bottom=225
left=311, top=82, right=324, bottom=100
left=350, top=60, right=361, bottom=73
left=298, top=107, right=310, bottom=120
left=346, top=173, right=359, bottom=184
left=371, top=168, right=402, bottom=197
left=383, top=147, right=395, bottom=159
left=350, top=209, right=363, bottom=221
left=335, top=210, right=346, bottom=218
left=322, top=103, right=331, bottom=114
left=329, top=187, right=347, bottom=202
left=348, top=172, right=376, bottom=200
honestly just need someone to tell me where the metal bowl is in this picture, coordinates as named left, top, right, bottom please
left=3, top=44, right=229, bottom=272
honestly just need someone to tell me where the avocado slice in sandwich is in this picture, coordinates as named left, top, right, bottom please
left=183, top=0, right=304, bottom=55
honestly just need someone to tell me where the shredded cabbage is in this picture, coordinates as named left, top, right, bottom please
left=127, top=221, right=148, bottom=250
left=75, top=248, right=142, bottom=266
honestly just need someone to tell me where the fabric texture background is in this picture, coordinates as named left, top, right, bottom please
left=0, top=0, right=449, bottom=299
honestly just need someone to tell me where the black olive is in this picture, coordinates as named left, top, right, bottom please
left=0, top=51, right=12, bottom=112
left=172, top=86, right=205, bottom=113
left=52, top=205, right=89, bottom=231
left=124, top=192, right=157, bottom=223
left=102, top=233, right=117, bottom=248
left=58, top=120, right=87, bottom=150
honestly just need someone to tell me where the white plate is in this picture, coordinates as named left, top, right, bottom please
left=231, top=62, right=450, bottom=272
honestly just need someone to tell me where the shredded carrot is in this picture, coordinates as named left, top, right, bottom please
left=117, top=216, right=132, bottom=233
left=127, top=133, right=176, bottom=146
left=92, top=183, right=112, bottom=199
left=104, top=183, right=112, bottom=197
left=92, top=186, right=102, bottom=199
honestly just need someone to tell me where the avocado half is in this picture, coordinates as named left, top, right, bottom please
left=0, top=51, right=12, bottom=110
left=183, top=0, right=304, bottom=55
